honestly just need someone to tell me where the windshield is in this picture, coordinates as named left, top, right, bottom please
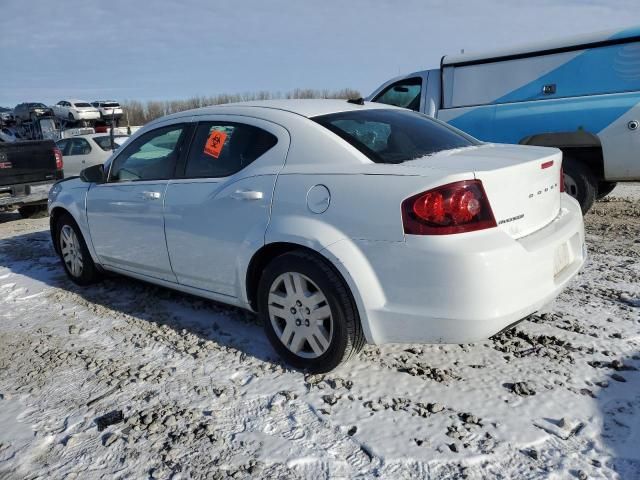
left=313, top=109, right=479, bottom=164
left=28, top=103, right=47, bottom=108
left=94, top=135, right=129, bottom=151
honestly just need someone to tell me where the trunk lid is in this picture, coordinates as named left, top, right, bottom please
left=389, top=144, right=563, bottom=239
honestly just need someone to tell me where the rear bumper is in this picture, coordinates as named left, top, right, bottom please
left=76, top=111, right=101, bottom=120
left=100, top=110, right=123, bottom=119
left=0, top=180, right=56, bottom=209
left=331, top=194, right=585, bottom=344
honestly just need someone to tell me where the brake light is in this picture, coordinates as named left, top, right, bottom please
left=560, top=165, right=565, bottom=192
left=402, top=180, right=497, bottom=235
left=54, top=147, right=63, bottom=170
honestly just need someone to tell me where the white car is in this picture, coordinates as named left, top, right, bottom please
left=91, top=100, right=124, bottom=121
left=53, top=100, right=101, bottom=122
left=48, top=100, right=585, bottom=372
left=56, top=134, right=129, bottom=177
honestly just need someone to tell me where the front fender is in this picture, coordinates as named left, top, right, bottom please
left=48, top=182, right=99, bottom=263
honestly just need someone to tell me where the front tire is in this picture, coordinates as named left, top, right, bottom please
left=563, top=157, right=597, bottom=214
left=258, top=251, right=364, bottom=373
left=55, top=213, right=101, bottom=285
left=597, top=181, right=617, bottom=200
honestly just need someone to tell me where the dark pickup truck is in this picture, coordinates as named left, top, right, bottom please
left=0, top=140, right=63, bottom=217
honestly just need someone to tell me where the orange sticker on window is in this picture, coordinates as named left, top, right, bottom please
left=204, top=130, right=227, bottom=158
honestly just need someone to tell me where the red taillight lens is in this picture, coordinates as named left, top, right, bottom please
left=402, top=180, right=497, bottom=235
left=54, top=147, right=63, bottom=170
left=560, top=165, right=565, bottom=193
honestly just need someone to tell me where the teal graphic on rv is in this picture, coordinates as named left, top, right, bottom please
left=369, top=26, right=640, bottom=213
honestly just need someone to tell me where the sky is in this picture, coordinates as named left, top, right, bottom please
left=1, top=0, right=640, bottom=107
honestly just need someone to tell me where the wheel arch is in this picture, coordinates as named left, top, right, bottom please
left=245, top=241, right=377, bottom=344
left=520, top=131, right=605, bottom=180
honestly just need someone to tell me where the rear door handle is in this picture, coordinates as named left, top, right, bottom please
left=140, top=191, right=161, bottom=200
left=231, top=190, right=263, bottom=200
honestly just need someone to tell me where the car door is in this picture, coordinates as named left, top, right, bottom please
left=164, top=116, right=289, bottom=296
left=86, top=121, right=192, bottom=281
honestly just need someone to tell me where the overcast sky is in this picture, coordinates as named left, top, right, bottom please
left=1, top=0, right=639, bottom=106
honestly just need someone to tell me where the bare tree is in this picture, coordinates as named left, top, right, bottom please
left=120, top=88, right=361, bottom=125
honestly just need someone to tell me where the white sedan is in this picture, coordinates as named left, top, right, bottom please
left=52, top=99, right=101, bottom=122
left=56, top=134, right=129, bottom=177
left=48, top=100, right=585, bottom=372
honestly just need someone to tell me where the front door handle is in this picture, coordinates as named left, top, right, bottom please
left=231, top=190, right=263, bottom=201
left=140, top=191, right=161, bottom=200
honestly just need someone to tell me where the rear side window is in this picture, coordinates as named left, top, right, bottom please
left=184, top=122, right=277, bottom=178
left=372, top=77, right=422, bottom=111
left=94, top=135, right=128, bottom=151
left=313, top=109, right=478, bottom=164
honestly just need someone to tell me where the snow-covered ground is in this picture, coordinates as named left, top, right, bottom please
left=0, top=186, right=638, bottom=480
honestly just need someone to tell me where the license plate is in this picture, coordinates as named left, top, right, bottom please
left=553, top=242, right=571, bottom=277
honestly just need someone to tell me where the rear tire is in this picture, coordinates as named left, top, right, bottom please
left=596, top=181, right=617, bottom=200
left=258, top=250, right=364, bottom=373
left=562, top=157, right=597, bottom=214
left=18, top=204, right=47, bottom=218
left=55, top=213, right=101, bottom=285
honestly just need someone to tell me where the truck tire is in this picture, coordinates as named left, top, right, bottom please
left=562, top=157, right=597, bottom=214
left=258, top=250, right=364, bottom=373
left=597, top=181, right=617, bottom=200
left=18, top=204, right=47, bottom=218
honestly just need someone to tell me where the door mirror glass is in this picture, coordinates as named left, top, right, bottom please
left=80, top=164, right=105, bottom=183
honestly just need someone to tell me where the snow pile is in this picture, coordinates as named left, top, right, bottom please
left=0, top=185, right=638, bottom=479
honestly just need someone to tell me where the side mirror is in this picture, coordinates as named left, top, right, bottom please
left=80, top=164, right=105, bottom=184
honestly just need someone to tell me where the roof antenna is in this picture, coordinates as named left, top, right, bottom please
left=347, top=97, right=365, bottom=105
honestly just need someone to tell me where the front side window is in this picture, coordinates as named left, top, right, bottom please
left=56, top=139, right=70, bottom=155
left=184, top=122, right=277, bottom=178
left=109, top=125, right=185, bottom=182
left=68, top=138, right=92, bottom=155
left=313, top=109, right=478, bottom=164
left=372, top=77, right=422, bottom=111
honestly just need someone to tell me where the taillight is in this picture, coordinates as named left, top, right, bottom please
left=54, top=147, right=63, bottom=170
left=560, top=165, right=565, bottom=193
left=401, top=180, right=497, bottom=235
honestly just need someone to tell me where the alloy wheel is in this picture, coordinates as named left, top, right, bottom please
left=267, top=272, right=334, bottom=359
left=59, top=225, right=83, bottom=278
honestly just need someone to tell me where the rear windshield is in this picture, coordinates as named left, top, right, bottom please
left=74, top=102, right=92, bottom=107
left=102, top=102, right=120, bottom=107
left=28, top=103, right=47, bottom=108
left=313, top=109, right=478, bottom=164
left=94, top=135, right=128, bottom=151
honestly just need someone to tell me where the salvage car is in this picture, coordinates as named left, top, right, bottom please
left=13, top=102, right=54, bottom=121
left=56, top=133, right=128, bottom=177
left=52, top=100, right=100, bottom=122
left=48, top=100, right=586, bottom=372
left=91, top=100, right=124, bottom=121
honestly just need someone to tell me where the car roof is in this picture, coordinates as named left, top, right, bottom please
left=67, top=99, right=92, bottom=104
left=156, top=99, right=401, bottom=123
